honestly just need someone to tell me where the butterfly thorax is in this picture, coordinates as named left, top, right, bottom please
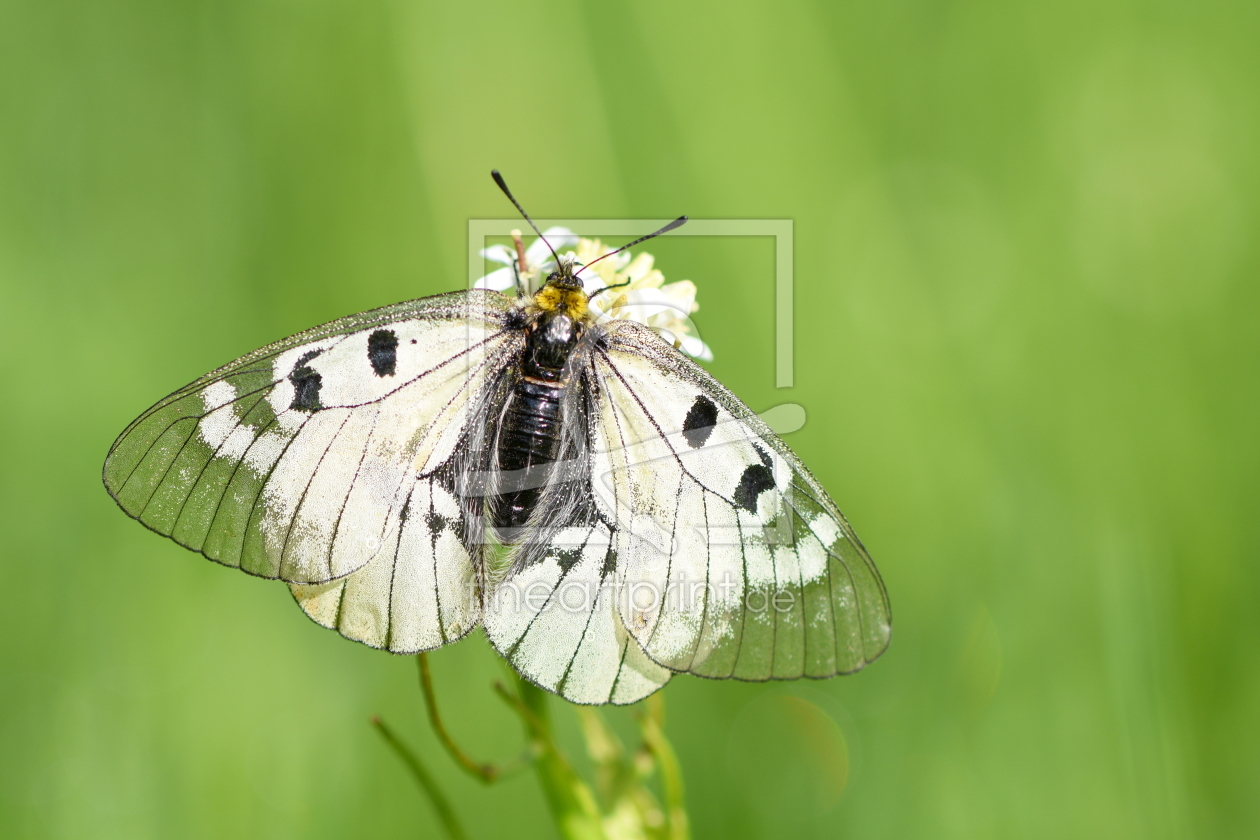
left=530, top=260, right=592, bottom=323
left=521, top=308, right=582, bottom=381
left=492, top=270, right=592, bottom=534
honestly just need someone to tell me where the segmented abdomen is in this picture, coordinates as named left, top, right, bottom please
left=491, top=377, right=567, bottom=531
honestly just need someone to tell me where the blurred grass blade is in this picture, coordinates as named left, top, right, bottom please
left=371, top=715, right=469, bottom=840
left=418, top=652, right=505, bottom=783
left=639, top=695, right=688, bottom=840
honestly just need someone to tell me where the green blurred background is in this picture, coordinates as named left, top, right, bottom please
left=2, top=1, right=1257, bottom=837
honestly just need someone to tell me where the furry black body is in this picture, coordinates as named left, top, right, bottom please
left=490, top=309, right=584, bottom=531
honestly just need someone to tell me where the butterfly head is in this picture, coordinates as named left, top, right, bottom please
left=489, top=169, right=686, bottom=325
left=533, top=258, right=591, bottom=322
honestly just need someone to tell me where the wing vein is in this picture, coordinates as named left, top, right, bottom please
left=276, top=409, right=356, bottom=576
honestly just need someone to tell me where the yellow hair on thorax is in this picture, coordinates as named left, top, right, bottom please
left=534, top=285, right=562, bottom=312
left=532, top=285, right=589, bottom=320
left=563, top=290, right=588, bottom=319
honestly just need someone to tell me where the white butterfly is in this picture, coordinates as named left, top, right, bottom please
left=103, top=172, right=890, bottom=705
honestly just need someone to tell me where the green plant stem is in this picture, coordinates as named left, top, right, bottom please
left=371, top=715, right=469, bottom=840
left=418, top=652, right=500, bottom=783
left=639, top=695, right=689, bottom=840
left=500, top=677, right=609, bottom=840
left=576, top=707, right=629, bottom=807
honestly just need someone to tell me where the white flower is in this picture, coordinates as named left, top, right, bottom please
left=476, top=227, right=577, bottom=294
left=576, top=238, right=713, bottom=361
left=474, top=230, right=713, bottom=361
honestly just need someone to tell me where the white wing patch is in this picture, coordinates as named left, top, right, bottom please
left=265, top=317, right=502, bottom=410
left=290, top=475, right=479, bottom=652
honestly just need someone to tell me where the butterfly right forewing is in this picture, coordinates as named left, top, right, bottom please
left=589, top=321, right=891, bottom=683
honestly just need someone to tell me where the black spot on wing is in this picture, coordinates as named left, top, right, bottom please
left=682, top=394, right=719, bottom=448
left=289, top=350, right=324, bottom=412
left=368, top=329, right=399, bottom=377
left=734, top=463, right=776, bottom=513
left=601, top=545, right=618, bottom=578
left=425, top=509, right=456, bottom=535
left=753, top=443, right=773, bottom=470
left=553, top=547, right=582, bottom=572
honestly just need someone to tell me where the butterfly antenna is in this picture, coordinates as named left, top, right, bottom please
left=577, top=216, right=689, bottom=285
left=491, top=170, right=561, bottom=266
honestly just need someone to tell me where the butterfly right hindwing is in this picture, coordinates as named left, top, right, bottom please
left=482, top=515, right=674, bottom=706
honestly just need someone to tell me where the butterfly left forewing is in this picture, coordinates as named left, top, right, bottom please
left=104, top=290, right=518, bottom=585
left=290, top=343, right=521, bottom=653
left=592, top=321, right=891, bottom=682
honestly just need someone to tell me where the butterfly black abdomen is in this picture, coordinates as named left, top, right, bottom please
left=495, top=378, right=566, bottom=529
left=491, top=310, right=582, bottom=532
